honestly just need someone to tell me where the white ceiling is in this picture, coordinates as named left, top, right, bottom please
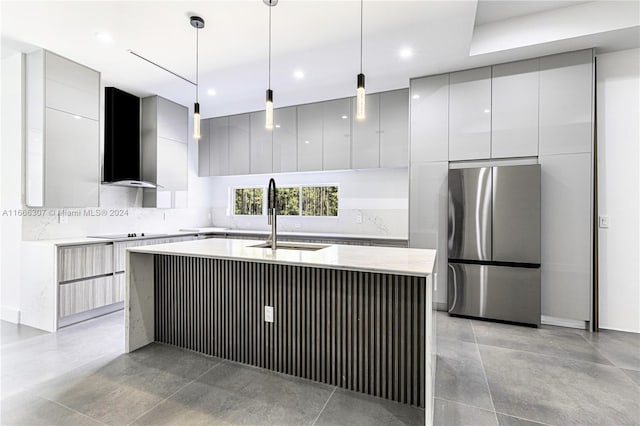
left=475, top=0, right=588, bottom=25
left=1, top=0, right=638, bottom=117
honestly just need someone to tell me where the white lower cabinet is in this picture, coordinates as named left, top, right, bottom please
left=409, top=161, right=448, bottom=308
left=540, top=153, right=592, bottom=321
left=59, top=275, right=123, bottom=318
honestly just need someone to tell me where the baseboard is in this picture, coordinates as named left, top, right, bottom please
left=599, top=325, right=640, bottom=334
left=541, top=315, right=588, bottom=330
left=1, top=306, right=21, bottom=324
left=434, top=302, right=448, bottom=312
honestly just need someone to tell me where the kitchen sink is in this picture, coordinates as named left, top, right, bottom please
left=249, top=242, right=330, bottom=251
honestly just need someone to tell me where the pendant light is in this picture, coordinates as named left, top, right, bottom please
left=264, top=0, right=277, bottom=130
left=190, top=16, right=205, bottom=139
left=356, top=0, right=366, bottom=120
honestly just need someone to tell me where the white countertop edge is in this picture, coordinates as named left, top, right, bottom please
left=127, top=239, right=435, bottom=278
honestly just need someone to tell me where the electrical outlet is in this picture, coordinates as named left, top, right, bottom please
left=599, top=215, right=610, bottom=228
left=58, top=214, right=68, bottom=224
left=294, top=222, right=301, bottom=229
left=264, top=306, right=274, bottom=323
left=355, top=213, right=363, bottom=224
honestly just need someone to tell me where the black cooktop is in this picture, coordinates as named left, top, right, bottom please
left=87, top=233, right=169, bottom=239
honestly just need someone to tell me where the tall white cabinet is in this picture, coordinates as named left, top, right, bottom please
left=26, top=50, right=100, bottom=207
left=410, top=49, right=594, bottom=325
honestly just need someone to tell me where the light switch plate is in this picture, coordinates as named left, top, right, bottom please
left=599, top=215, right=610, bottom=228
left=264, top=306, right=274, bottom=323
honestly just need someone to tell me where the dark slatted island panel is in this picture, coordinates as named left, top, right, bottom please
left=153, top=254, right=427, bottom=407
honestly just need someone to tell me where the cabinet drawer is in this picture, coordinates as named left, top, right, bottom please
left=59, top=275, right=123, bottom=318
left=58, top=244, right=113, bottom=282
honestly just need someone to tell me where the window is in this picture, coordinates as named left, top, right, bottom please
left=302, top=186, right=338, bottom=216
left=276, top=187, right=300, bottom=216
left=232, top=185, right=338, bottom=217
left=234, top=188, right=263, bottom=215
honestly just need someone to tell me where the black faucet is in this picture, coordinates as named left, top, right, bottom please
left=267, top=178, right=277, bottom=250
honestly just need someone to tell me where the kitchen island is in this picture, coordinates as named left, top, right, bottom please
left=126, top=238, right=435, bottom=420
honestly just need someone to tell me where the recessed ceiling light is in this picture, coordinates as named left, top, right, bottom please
left=73, top=115, right=82, bottom=120
left=275, top=124, right=281, bottom=128
left=293, top=70, right=305, bottom=80
left=95, top=32, right=113, bottom=44
left=484, top=109, right=491, bottom=113
left=207, top=89, right=217, bottom=96
left=399, top=47, right=413, bottom=59
left=304, top=140, right=310, bottom=144
left=412, top=94, right=420, bottom=100
left=341, top=115, right=348, bottom=120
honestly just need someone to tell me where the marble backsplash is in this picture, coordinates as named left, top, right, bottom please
left=209, top=168, right=409, bottom=239
left=22, top=185, right=212, bottom=240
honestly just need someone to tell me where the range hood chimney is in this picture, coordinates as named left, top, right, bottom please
left=103, top=87, right=157, bottom=189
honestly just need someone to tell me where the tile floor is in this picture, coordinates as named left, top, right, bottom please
left=1, top=311, right=639, bottom=425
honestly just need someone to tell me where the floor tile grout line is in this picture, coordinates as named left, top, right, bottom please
left=473, top=340, right=624, bottom=370
left=311, top=385, right=337, bottom=426
left=435, top=395, right=554, bottom=425
left=576, top=332, right=619, bottom=367
left=125, top=360, right=223, bottom=426
left=433, top=396, right=497, bottom=414
left=469, top=321, right=500, bottom=426
left=492, top=408, right=556, bottom=426
left=45, top=398, right=110, bottom=426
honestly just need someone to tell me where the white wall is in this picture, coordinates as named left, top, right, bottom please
left=597, top=48, right=640, bottom=333
left=1, top=53, right=24, bottom=323
left=210, top=168, right=408, bottom=238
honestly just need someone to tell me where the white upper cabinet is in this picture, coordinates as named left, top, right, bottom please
left=26, top=50, right=100, bottom=207
left=539, top=50, right=593, bottom=155
left=410, top=75, right=449, bottom=164
left=210, top=117, right=229, bottom=176
left=250, top=111, right=273, bottom=174
left=45, top=52, right=100, bottom=121
left=297, top=103, right=324, bottom=172
left=322, top=98, right=351, bottom=170
left=141, top=96, right=189, bottom=208
left=352, top=93, right=380, bottom=169
left=380, top=89, right=409, bottom=168
left=44, top=109, right=100, bottom=207
left=157, top=97, right=188, bottom=143
left=449, top=67, right=492, bottom=161
left=197, top=119, right=210, bottom=177
left=272, top=107, right=297, bottom=173
left=228, top=114, right=251, bottom=175
left=491, top=59, right=540, bottom=158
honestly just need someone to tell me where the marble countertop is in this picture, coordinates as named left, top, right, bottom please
left=23, top=228, right=408, bottom=247
left=180, top=227, right=408, bottom=241
left=128, top=238, right=435, bottom=277
left=21, top=231, right=198, bottom=246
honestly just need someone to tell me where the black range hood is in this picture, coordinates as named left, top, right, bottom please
left=103, top=87, right=156, bottom=189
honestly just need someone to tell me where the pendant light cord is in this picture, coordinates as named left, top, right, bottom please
left=360, top=0, right=363, bottom=73
left=268, top=3, right=272, bottom=90
left=195, top=25, right=199, bottom=103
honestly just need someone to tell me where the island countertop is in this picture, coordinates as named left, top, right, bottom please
left=127, top=238, right=435, bottom=277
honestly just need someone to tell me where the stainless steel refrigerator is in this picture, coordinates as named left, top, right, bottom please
left=447, top=164, right=541, bottom=326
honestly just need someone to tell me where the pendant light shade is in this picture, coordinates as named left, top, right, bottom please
left=265, top=0, right=277, bottom=130
left=355, top=0, right=366, bottom=121
left=190, top=16, right=205, bottom=139
left=193, top=102, right=201, bottom=139
left=265, top=89, right=274, bottom=130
